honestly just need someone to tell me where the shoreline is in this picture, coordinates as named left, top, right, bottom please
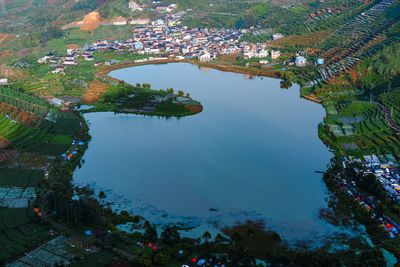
left=97, top=58, right=281, bottom=84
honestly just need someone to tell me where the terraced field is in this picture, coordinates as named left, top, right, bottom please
left=305, top=1, right=368, bottom=32
left=0, top=208, right=49, bottom=263
left=322, top=99, right=400, bottom=160
left=0, top=86, right=85, bottom=263
left=291, top=3, right=312, bottom=14
left=381, top=89, right=400, bottom=125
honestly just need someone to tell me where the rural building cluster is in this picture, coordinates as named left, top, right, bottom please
left=342, top=155, right=400, bottom=239
left=40, top=8, right=281, bottom=71
left=93, top=12, right=272, bottom=63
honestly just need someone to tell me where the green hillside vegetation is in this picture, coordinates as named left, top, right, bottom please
left=10, top=51, right=147, bottom=97
left=46, top=25, right=133, bottom=53
left=381, top=90, right=400, bottom=125
left=0, top=86, right=87, bottom=263
left=357, top=42, right=400, bottom=91
left=0, top=208, right=49, bottom=263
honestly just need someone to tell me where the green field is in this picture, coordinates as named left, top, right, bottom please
left=0, top=208, right=49, bottom=263
left=46, top=25, right=133, bottom=53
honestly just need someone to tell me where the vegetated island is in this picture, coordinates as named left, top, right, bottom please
left=82, top=81, right=203, bottom=117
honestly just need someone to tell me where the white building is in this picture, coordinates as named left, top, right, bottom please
left=0, top=78, right=8, bottom=85
left=272, top=33, right=284, bottom=40
left=243, top=52, right=255, bottom=59
left=257, top=49, right=269, bottom=58
left=52, top=66, right=65, bottom=75
left=129, top=18, right=150, bottom=25
left=271, top=50, right=281, bottom=60
left=129, top=1, right=143, bottom=11
left=295, top=56, right=307, bottom=67
left=48, top=98, right=64, bottom=107
left=199, top=53, right=212, bottom=62
left=112, top=16, right=128, bottom=26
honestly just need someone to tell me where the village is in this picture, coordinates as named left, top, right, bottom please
left=36, top=3, right=322, bottom=76
left=340, top=154, right=400, bottom=239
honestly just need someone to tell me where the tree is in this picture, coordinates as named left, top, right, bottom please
left=280, top=71, right=295, bottom=89
left=98, top=191, right=106, bottom=200
left=214, top=233, right=227, bottom=243
left=280, top=79, right=292, bottom=89
left=144, top=221, right=157, bottom=241
left=178, top=90, right=184, bottom=97
left=142, top=83, right=151, bottom=89
left=154, top=252, right=170, bottom=265
left=201, top=231, right=212, bottom=243
left=161, top=226, right=180, bottom=245
left=355, top=173, right=386, bottom=199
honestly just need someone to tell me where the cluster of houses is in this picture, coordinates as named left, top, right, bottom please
left=344, top=154, right=400, bottom=202
left=39, top=3, right=337, bottom=76
left=341, top=154, right=400, bottom=238
left=363, top=155, right=400, bottom=203
left=86, top=13, right=280, bottom=64
left=37, top=48, right=94, bottom=75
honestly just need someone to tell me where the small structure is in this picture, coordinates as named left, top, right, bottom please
left=199, top=53, right=212, bottom=62
left=272, top=33, right=284, bottom=40
left=48, top=98, right=64, bottom=107
left=67, top=49, right=74, bottom=56
left=271, top=50, right=280, bottom=60
left=257, top=49, right=269, bottom=58
left=129, top=18, right=150, bottom=25
left=105, top=59, right=120, bottom=65
left=134, top=41, right=144, bottom=50
left=317, top=58, right=325, bottom=65
left=112, top=16, right=128, bottom=26
left=129, top=1, right=143, bottom=11
left=37, top=53, right=56, bottom=64
left=0, top=78, right=8, bottom=85
left=295, top=56, right=307, bottom=67
left=52, top=66, right=65, bottom=75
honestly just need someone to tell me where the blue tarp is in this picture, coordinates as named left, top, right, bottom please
left=197, top=259, right=206, bottom=265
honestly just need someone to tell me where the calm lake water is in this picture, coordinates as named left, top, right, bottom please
left=74, top=63, right=341, bottom=242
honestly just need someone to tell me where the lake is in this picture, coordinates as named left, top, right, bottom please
left=74, top=63, right=342, bottom=242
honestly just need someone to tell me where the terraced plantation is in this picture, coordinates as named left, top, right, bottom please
left=305, top=1, right=368, bottom=32
left=321, top=98, right=400, bottom=160
left=381, top=90, right=400, bottom=125
left=0, top=208, right=49, bottom=263
left=240, top=29, right=273, bottom=44
left=0, top=88, right=81, bottom=155
left=0, top=86, right=86, bottom=264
